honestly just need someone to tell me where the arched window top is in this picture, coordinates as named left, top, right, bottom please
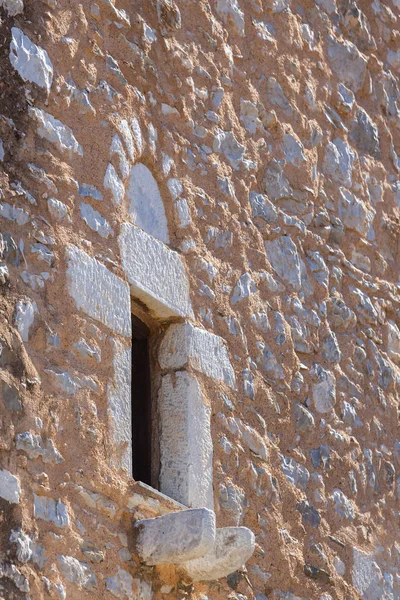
left=127, top=163, right=170, bottom=244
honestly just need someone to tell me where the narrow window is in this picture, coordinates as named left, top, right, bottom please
left=131, top=314, right=152, bottom=485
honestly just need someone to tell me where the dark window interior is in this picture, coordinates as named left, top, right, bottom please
left=131, top=314, right=152, bottom=485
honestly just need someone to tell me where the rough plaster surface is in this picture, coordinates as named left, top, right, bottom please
left=1, top=0, right=400, bottom=598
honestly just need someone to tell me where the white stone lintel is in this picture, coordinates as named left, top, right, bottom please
left=118, top=223, right=193, bottom=319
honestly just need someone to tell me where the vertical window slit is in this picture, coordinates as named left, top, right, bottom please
left=131, top=314, right=152, bottom=485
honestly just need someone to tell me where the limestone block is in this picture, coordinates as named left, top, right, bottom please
left=127, top=163, right=169, bottom=243
left=107, top=338, right=132, bottom=473
left=182, top=527, right=255, bottom=581
left=0, top=469, right=21, bottom=504
left=66, top=245, right=131, bottom=337
left=29, top=107, right=83, bottom=157
left=135, top=508, right=215, bottom=565
left=159, top=372, right=213, bottom=509
left=10, top=28, right=53, bottom=91
left=158, top=323, right=236, bottom=389
left=119, top=223, right=193, bottom=319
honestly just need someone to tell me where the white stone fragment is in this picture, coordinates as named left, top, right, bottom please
left=175, top=198, right=191, bottom=228
left=310, top=364, right=336, bottom=413
left=323, top=138, right=356, bottom=187
left=119, top=223, right=193, bottom=319
left=14, top=298, right=37, bottom=341
left=315, top=0, right=336, bottom=13
left=107, top=339, right=132, bottom=473
left=47, top=197, right=69, bottom=222
left=135, top=508, right=215, bottom=565
left=265, top=236, right=302, bottom=291
left=0, top=139, right=4, bottom=161
left=106, top=568, right=134, bottom=598
left=159, top=323, right=236, bottom=389
left=213, top=129, right=245, bottom=170
left=183, top=527, right=255, bottom=581
left=34, top=494, right=70, bottom=528
left=66, top=245, right=131, bottom=337
left=104, top=163, right=125, bottom=205
left=338, top=187, right=375, bottom=238
left=327, top=35, right=367, bottom=92
left=29, top=107, right=83, bottom=157
left=110, top=134, right=130, bottom=180
left=16, top=431, right=64, bottom=464
left=116, top=119, right=136, bottom=162
left=352, top=548, right=384, bottom=599
left=159, top=372, right=213, bottom=509
left=0, top=469, right=21, bottom=504
left=386, top=320, right=400, bottom=365
left=10, top=28, right=53, bottom=91
left=215, top=0, right=245, bottom=36
left=387, top=49, right=400, bottom=73
left=127, top=163, right=169, bottom=243
left=282, top=133, right=306, bottom=166
left=130, top=117, right=143, bottom=155
left=80, top=202, right=113, bottom=238
left=58, top=555, right=97, bottom=588
left=0, top=0, right=24, bottom=15
left=0, top=203, right=29, bottom=225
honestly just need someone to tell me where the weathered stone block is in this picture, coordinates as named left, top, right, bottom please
left=182, top=527, right=255, bottom=581
left=66, top=245, right=131, bottom=337
left=0, top=469, right=21, bottom=504
left=135, top=508, right=215, bottom=565
left=119, top=223, right=193, bottom=319
left=159, top=372, right=213, bottom=509
left=34, top=494, right=70, bottom=528
left=10, top=27, right=53, bottom=91
left=158, top=323, right=236, bottom=389
left=107, top=338, right=132, bottom=472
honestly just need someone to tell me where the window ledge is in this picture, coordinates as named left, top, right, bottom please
left=127, top=481, right=187, bottom=517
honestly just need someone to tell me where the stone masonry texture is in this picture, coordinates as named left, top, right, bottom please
left=0, top=0, right=400, bottom=598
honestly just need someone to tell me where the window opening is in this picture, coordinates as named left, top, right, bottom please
left=131, top=313, right=153, bottom=486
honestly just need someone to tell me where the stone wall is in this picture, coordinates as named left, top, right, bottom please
left=0, top=0, right=400, bottom=598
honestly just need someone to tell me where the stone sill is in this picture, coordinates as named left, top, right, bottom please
left=127, top=481, right=187, bottom=518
